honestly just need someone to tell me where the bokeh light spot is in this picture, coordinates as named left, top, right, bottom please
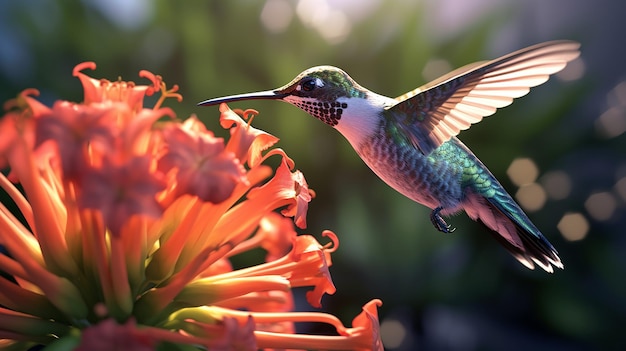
left=261, top=0, right=294, bottom=34
left=88, top=0, right=153, bottom=30
left=540, top=170, right=572, bottom=200
left=614, top=177, right=626, bottom=202
left=317, top=10, right=351, bottom=44
left=296, top=0, right=352, bottom=44
left=607, top=80, right=626, bottom=107
left=557, top=212, right=589, bottom=241
left=595, top=107, right=626, bottom=139
left=380, top=318, right=406, bottom=349
left=507, top=158, right=539, bottom=186
left=584, top=192, right=617, bottom=221
left=515, top=183, right=547, bottom=212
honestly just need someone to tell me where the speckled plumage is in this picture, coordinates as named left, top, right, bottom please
left=357, top=115, right=561, bottom=271
left=199, top=40, right=581, bottom=272
left=358, top=120, right=467, bottom=211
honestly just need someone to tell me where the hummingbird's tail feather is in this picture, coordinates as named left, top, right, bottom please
left=463, top=192, right=563, bottom=272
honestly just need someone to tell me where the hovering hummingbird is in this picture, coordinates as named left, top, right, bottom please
left=199, top=40, right=580, bottom=272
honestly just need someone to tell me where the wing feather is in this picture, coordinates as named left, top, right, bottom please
left=386, top=40, right=581, bottom=154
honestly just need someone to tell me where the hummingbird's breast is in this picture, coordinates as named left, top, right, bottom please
left=355, top=122, right=467, bottom=212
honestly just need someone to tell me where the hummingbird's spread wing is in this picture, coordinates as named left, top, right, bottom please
left=393, top=61, right=486, bottom=102
left=386, top=40, right=581, bottom=155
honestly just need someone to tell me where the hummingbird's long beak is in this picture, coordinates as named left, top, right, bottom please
left=197, top=90, right=287, bottom=106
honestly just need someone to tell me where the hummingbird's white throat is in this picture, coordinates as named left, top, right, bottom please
left=333, top=95, right=396, bottom=150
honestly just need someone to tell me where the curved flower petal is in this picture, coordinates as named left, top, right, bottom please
left=258, top=213, right=297, bottom=262
left=339, top=299, right=384, bottom=351
left=219, top=104, right=279, bottom=167
left=0, top=111, right=25, bottom=172
left=246, top=158, right=313, bottom=229
left=210, top=231, right=338, bottom=309
left=158, top=116, right=246, bottom=203
left=223, top=212, right=297, bottom=263
left=280, top=168, right=313, bottom=229
left=73, top=62, right=161, bottom=111
left=36, top=100, right=115, bottom=179
left=292, top=231, right=338, bottom=307
left=121, top=106, right=175, bottom=156
left=78, top=155, right=165, bottom=235
left=0, top=89, right=48, bottom=177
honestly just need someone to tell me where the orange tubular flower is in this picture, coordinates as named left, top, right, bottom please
left=0, top=62, right=384, bottom=350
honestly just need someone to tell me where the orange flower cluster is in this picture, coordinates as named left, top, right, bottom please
left=0, top=63, right=382, bottom=350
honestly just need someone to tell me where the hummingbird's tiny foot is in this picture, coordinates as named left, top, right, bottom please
left=430, top=207, right=456, bottom=233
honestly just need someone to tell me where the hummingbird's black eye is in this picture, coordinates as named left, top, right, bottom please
left=301, top=79, right=316, bottom=92
left=299, top=77, right=323, bottom=92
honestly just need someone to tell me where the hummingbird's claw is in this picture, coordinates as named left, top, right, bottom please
left=430, top=207, right=456, bottom=233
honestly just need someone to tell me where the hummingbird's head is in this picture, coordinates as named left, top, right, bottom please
left=198, top=66, right=368, bottom=127
left=273, top=66, right=368, bottom=126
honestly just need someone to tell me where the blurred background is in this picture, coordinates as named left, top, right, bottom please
left=1, top=0, right=625, bottom=350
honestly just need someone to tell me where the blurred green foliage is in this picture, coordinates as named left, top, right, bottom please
left=1, top=0, right=625, bottom=350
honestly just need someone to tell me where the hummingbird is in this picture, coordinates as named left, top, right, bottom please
left=199, top=40, right=580, bottom=273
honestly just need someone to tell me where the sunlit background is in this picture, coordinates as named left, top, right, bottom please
left=1, top=0, right=625, bottom=350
